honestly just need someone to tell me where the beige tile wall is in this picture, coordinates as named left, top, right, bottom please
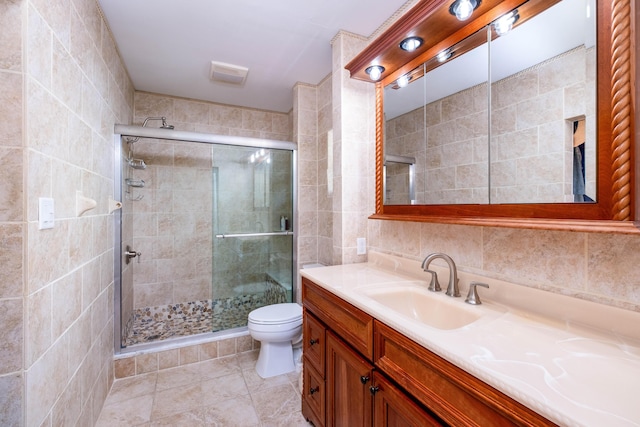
left=317, top=76, right=334, bottom=266
left=113, top=335, right=257, bottom=379
left=134, top=92, right=291, bottom=140
left=331, top=31, right=377, bottom=265
left=0, top=0, right=135, bottom=425
left=293, top=82, right=320, bottom=272
left=368, top=221, right=640, bottom=312
left=0, top=1, right=25, bottom=426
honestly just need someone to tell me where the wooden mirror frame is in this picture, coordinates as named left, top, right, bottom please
left=347, top=0, right=636, bottom=233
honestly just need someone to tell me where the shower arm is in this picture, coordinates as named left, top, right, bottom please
left=142, top=117, right=174, bottom=129
left=125, top=116, right=174, bottom=143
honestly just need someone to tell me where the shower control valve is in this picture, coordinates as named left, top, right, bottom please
left=125, top=245, right=141, bottom=264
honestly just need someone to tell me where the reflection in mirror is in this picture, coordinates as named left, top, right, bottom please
left=489, top=0, right=596, bottom=204
left=383, top=0, right=596, bottom=206
left=252, top=150, right=271, bottom=209
left=384, top=155, right=416, bottom=205
left=385, top=28, right=490, bottom=205
left=572, top=118, right=593, bottom=202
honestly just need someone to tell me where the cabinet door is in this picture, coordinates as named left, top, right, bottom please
left=372, top=372, right=443, bottom=427
left=304, top=310, right=326, bottom=375
left=326, top=331, right=373, bottom=427
left=303, top=361, right=326, bottom=427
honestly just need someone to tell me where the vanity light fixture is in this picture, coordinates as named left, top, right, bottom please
left=437, top=49, right=453, bottom=63
left=493, top=10, right=519, bottom=36
left=365, top=65, right=385, bottom=81
left=400, top=36, right=423, bottom=52
left=449, top=0, right=480, bottom=21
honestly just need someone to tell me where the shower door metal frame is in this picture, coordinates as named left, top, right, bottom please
left=113, top=125, right=298, bottom=354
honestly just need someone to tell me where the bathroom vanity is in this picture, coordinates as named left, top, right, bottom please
left=300, top=252, right=640, bottom=426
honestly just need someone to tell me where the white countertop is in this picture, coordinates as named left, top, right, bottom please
left=300, top=252, right=640, bottom=427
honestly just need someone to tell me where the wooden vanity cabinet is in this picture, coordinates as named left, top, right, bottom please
left=302, top=277, right=560, bottom=426
left=375, top=321, right=557, bottom=427
left=302, top=278, right=555, bottom=427
left=302, top=278, right=440, bottom=426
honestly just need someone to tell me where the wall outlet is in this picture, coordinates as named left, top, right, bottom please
left=356, top=237, right=366, bottom=255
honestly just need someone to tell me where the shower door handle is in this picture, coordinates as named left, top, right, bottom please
left=215, top=231, right=293, bottom=238
left=125, top=245, right=141, bottom=264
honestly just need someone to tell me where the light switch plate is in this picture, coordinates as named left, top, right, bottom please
left=38, top=197, right=55, bottom=230
left=357, top=237, right=366, bottom=255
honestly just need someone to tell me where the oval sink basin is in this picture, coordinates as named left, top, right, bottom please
left=361, top=286, right=482, bottom=330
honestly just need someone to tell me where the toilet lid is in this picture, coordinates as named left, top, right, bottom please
left=249, top=303, right=302, bottom=324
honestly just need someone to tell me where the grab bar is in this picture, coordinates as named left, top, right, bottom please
left=215, top=231, right=293, bottom=238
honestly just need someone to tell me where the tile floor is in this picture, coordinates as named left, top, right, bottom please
left=97, top=350, right=310, bottom=426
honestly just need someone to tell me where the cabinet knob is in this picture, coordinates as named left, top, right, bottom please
left=369, top=386, right=379, bottom=395
left=360, top=375, right=370, bottom=384
left=309, top=338, right=318, bottom=346
left=309, top=386, right=319, bottom=395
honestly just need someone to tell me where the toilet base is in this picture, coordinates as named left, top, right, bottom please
left=255, top=341, right=296, bottom=378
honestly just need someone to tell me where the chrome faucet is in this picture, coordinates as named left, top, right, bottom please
left=421, top=253, right=460, bottom=297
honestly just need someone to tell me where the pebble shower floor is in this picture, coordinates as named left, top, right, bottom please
left=124, top=279, right=287, bottom=346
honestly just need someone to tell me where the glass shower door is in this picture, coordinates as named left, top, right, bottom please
left=210, top=145, right=294, bottom=332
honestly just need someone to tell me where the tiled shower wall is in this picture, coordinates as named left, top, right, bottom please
left=127, top=138, right=214, bottom=308
left=134, top=92, right=292, bottom=140
left=127, top=92, right=293, bottom=310
left=0, top=0, right=134, bottom=425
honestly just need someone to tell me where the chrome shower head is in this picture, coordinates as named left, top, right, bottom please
left=141, top=116, right=174, bottom=130
left=160, top=117, right=174, bottom=130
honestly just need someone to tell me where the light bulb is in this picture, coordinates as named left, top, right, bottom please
left=451, top=0, right=477, bottom=21
left=400, top=37, right=423, bottom=52
left=493, top=11, right=518, bottom=36
left=454, top=0, right=473, bottom=21
left=397, top=75, right=409, bottom=88
left=437, top=50, right=451, bottom=63
left=367, top=65, right=383, bottom=81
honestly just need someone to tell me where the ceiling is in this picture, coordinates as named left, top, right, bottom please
left=97, top=0, right=410, bottom=113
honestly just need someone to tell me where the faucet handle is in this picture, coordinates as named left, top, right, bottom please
left=465, top=282, right=489, bottom=305
left=424, top=270, right=441, bottom=292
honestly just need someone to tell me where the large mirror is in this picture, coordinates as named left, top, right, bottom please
left=383, top=0, right=596, bottom=206
left=347, top=0, right=635, bottom=229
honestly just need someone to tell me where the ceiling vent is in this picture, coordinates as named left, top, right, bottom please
left=209, top=61, right=249, bottom=86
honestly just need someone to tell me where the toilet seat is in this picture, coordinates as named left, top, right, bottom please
left=248, top=303, right=302, bottom=325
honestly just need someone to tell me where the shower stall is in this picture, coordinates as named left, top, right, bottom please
left=113, top=123, right=297, bottom=352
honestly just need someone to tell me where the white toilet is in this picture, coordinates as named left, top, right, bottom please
left=247, top=303, right=303, bottom=378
